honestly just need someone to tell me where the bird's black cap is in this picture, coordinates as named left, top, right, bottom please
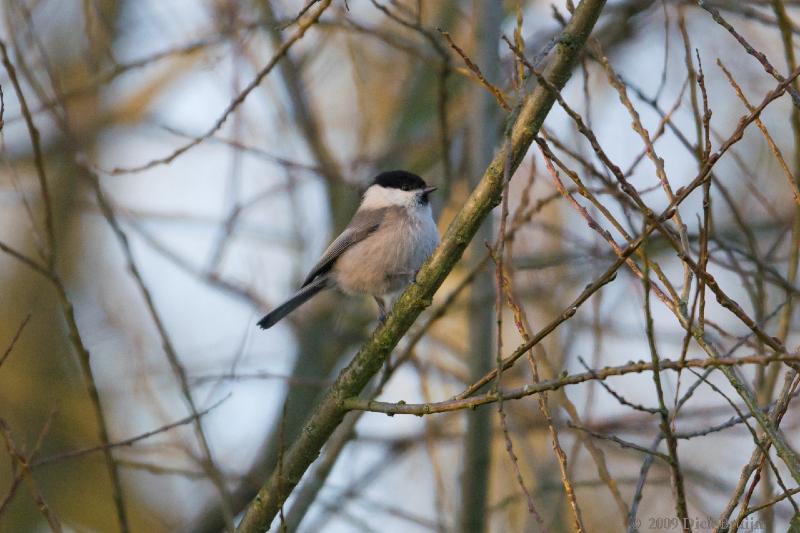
left=372, top=170, right=428, bottom=191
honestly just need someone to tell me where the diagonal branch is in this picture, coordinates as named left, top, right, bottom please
left=104, top=0, right=332, bottom=176
left=234, top=1, right=609, bottom=530
left=1, top=35, right=131, bottom=533
left=0, top=314, right=31, bottom=369
left=84, top=167, right=236, bottom=530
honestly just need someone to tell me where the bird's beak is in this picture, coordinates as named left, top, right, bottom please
left=421, top=186, right=438, bottom=197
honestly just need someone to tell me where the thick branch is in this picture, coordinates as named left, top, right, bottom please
left=234, top=1, right=608, bottom=530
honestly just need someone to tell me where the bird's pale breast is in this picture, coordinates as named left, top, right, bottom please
left=333, top=204, right=439, bottom=297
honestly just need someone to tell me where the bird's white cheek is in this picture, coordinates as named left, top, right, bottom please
left=361, top=186, right=417, bottom=209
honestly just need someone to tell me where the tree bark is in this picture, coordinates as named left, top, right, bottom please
left=236, top=1, right=608, bottom=530
left=459, top=1, right=503, bottom=532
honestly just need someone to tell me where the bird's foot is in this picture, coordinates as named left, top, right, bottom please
left=374, top=296, right=388, bottom=324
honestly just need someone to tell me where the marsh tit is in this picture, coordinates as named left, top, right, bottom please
left=257, top=170, right=440, bottom=329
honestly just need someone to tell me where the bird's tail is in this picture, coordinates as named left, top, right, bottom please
left=257, top=277, right=329, bottom=329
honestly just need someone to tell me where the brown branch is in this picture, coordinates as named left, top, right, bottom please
left=567, top=422, right=672, bottom=462
left=0, top=240, right=50, bottom=279
left=83, top=167, right=236, bottom=530
left=439, top=29, right=511, bottom=111
left=33, top=395, right=229, bottom=468
left=105, top=0, right=332, bottom=175
left=0, top=419, right=63, bottom=532
left=344, top=355, right=800, bottom=415
left=698, top=0, right=800, bottom=107
left=642, top=254, right=690, bottom=531
left=504, top=36, right=800, bottom=484
left=1, top=35, right=131, bottom=533
left=0, top=314, right=31, bottom=369
left=717, top=60, right=800, bottom=205
left=488, top=144, right=547, bottom=529
left=0, top=39, right=55, bottom=266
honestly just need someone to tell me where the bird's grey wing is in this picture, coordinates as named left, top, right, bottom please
left=301, top=207, right=387, bottom=287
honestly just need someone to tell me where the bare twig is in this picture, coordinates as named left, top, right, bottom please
left=345, top=354, right=800, bottom=415
left=84, top=167, right=236, bottom=530
left=0, top=314, right=31, bottom=369
left=0, top=39, right=55, bottom=266
left=0, top=419, right=63, bottom=532
left=642, top=252, right=691, bottom=531
left=104, top=0, right=332, bottom=175
left=439, top=29, right=511, bottom=111
left=34, top=395, right=228, bottom=467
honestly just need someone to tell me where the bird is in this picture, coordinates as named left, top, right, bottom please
left=257, top=170, right=440, bottom=329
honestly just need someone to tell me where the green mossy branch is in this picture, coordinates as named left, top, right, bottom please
left=235, top=1, right=607, bottom=530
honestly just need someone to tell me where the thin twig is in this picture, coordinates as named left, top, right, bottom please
left=0, top=39, right=55, bottom=266
left=642, top=250, right=691, bottom=531
left=0, top=314, right=31, bottom=369
left=0, top=419, right=63, bottom=532
left=84, top=167, right=236, bottom=530
left=345, top=354, right=800, bottom=415
left=33, top=395, right=229, bottom=467
left=104, top=0, right=332, bottom=175
left=439, top=29, right=511, bottom=111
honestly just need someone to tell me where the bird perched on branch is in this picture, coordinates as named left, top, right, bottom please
left=257, top=170, right=440, bottom=329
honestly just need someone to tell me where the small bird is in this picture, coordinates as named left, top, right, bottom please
left=257, top=170, right=440, bottom=329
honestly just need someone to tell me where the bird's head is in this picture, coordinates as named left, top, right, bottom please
left=361, top=170, right=437, bottom=209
